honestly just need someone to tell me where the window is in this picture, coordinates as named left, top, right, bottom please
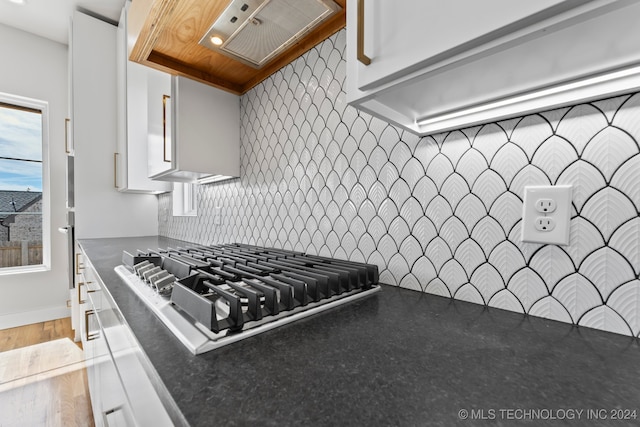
left=172, top=182, right=198, bottom=217
left=0, top=93, right=49, bottom=272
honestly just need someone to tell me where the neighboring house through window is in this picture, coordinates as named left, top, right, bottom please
left=0, top=94, right=48, bottom=271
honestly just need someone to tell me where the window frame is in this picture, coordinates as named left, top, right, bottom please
left=0, top=92, right=50, bottom=275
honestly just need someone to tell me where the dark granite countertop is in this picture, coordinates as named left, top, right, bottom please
left=80, top=236, right=640, bottom=427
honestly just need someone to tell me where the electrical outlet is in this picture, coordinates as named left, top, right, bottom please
left=534, top=217, right=556, bottom=232
left=535, top=199, right=556, bottom=213
left=521, top=185, right=572, bottom=245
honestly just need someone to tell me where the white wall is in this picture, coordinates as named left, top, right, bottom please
left=0, top=23, right=70, bottom=327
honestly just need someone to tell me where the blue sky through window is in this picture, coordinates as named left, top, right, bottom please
left=0, top=105, right=42, bottom=192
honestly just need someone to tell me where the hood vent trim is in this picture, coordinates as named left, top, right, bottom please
left=199, top=0, right=341, bottom=69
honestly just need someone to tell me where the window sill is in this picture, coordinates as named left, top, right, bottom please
left=0, top=264, right=50, bottom=276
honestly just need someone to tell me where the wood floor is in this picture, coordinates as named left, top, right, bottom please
left=0, top=318, right=95, bottom=427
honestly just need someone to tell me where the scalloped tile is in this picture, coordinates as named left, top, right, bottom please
left=455, top=284, right=485, bottom=305
left=413, top=137, right=440, bottom=167
left=471, top=216, right=506, bottom=257
left=610, top=92, right=640, bottom=141
left=413, top=176, right=439, bottom=211
left=509, top=164, right=551, bottom=197
left=398, top=235, right=422, bottom=267
left=389, top=180, right=412, bottom=210
left=529, top=297, right=573, bottom=323
left=411, top=216, right=437, bottom=251
left=579, top=306, right=632, bottom=336
left=454, top=239, right=485, bottom=277
left=488, top=241, right=526, bottom=283
left=439, top=260, right=468, bottom=293
left=389, top=141, right=412, bottom=169
left=440, top=173, right=470, bottom=212
left=488, top=192, right=522, bottom=235
left=552, top=274, right=603, bottom=323
left=425, top=195, right=454, bottom=231
left=471, top=170, right=507, bottom=210
left=470, top=123, right=509, bottom=162
left=579, top=247, right=635, bottom=300
left=425, top=237, right=453, bottom=273
left=490, top=143, right=529, bottom=186
left=509, top=114, right=553, bottom=159
left=488, top=290, right=524, bottom=314
left=609, top=217, right=640, bottom=276
left=412, top=256, right=438, bottom=286
left=425, top=279, right=451, bottom=297
left=399, top=274, right=422, bottom=292
left=470, top=263, right=505, bottom=302
left=454, top=194, right=486, bottom=232
left=556, top=160, right=606, bottom=213
left=529, top=246, right=575, bottom=292
left=531, top=135, right=578, bottom=183
left=607, top=281, right=640, bottom=336
left=456, top=148, right=488, bottom=187
left=400, top=158, right=425, bottom=191
left=554, top=104, right=609, bottom=155
left=425, top=154, right=455, bottom=190
left=389, top=253, right=411, bottom=285
left=580, top=187, right=636, bottom=242
left=582, top=127, right=639, bottom=182
left=439, top=217, right=469, bottom=255
left=440, top=131, right=472, bottom=166
left=610, top=154, right=640, bottom=211
left=399, top=197, right=422, bottom=229
left=507, top=268, right=548, bottom=311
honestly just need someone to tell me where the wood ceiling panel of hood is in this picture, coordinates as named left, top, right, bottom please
left=128, top=0, right=346, bottom=95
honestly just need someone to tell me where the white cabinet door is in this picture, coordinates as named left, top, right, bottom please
left=354, top=0, right=573, bottom=91
left=72, top=11, right=160, bottom=238
left=150, top=76, right=240, bottom=183
left=116, top=4, right=171, bottom=194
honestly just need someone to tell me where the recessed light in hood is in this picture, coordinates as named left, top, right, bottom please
left=199, top=0, right=341, bottom=69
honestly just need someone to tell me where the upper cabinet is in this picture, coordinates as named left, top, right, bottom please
left=71, top=11, right=159, bottom=239
left=149, top=75, right=240, bottom=183
left=116, top=3, right=171, bottom=193
left=346, top=0, right=640, bottom=135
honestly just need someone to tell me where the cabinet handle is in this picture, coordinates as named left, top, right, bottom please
left=85, top=309, right=98, bottom=341
left=75, top=252, right=84, bottom=275
left=357, top=0, right=371, bottom=65
left=78, top=281, right=93, bottom=304
left=162, top=94, right=171, bottom=163
left=64, top=118, right=71, bottom=154
left=114, top=152, right=119, bottom=188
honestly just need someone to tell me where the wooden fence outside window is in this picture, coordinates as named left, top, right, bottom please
left=0, top=241, right=43, bottom=268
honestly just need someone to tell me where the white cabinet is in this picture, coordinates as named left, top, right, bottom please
left=116, top=3, right=171, bottom=194
left=72, top=11, right=159, bottom=238
left=76, top=245, right=185, bottom=427
left=347, top=0, right=640, bottom=136
left=150, top=76, right=241, bottom=183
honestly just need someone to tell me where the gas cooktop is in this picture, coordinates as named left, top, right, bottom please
left=115, top=243, right=380, bottom=354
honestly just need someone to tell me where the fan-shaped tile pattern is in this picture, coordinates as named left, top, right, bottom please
left=158, top=29, right=640, bottom=338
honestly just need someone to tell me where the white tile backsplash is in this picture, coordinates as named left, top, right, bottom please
left=159, top=29, right=640, bottom=337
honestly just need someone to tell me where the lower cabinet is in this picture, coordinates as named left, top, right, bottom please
left=77, top=246, right=185, bottom=426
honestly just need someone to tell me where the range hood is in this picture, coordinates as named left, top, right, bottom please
left=199, top=0, right=341, bottom=69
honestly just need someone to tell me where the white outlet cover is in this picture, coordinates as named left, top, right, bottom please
left=521, top=185, right=572, bottom=245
